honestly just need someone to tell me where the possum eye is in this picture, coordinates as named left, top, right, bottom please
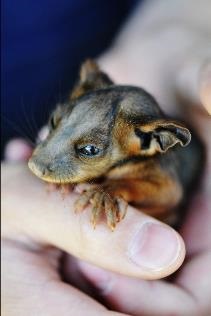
left=77, top=145, right=100, bottom=157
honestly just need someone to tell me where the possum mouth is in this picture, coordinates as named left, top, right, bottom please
left=28, top=158, right=74, bottom=184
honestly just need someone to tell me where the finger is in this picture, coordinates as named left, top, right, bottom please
left=179, top=110, right=211, bottom=256
left=176, top=55, right=211, bottom=114
left=4, top=138, right=32, bottom=161
left=4, top=126, right=49, bottom=162
left=2, top=164, right=185, bottom=280
left=79, top=254, right=211, bottom=316
left=78, top=261, right=198, bottom=316
left=2, top=240, right=125, bottom=316
left=199, top=61, right=211, bottom=114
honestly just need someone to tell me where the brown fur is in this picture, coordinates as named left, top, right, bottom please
left=28, top=59, right=203, bottom=230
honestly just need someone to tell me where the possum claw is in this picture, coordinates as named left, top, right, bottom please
left=74, top=187, right=127, bottom=230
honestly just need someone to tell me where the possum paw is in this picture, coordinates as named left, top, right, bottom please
left=74, top=186, right=128, bottom=230
left=46, top=183, right=75, bottom=198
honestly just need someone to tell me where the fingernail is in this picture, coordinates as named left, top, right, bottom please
left=79, top=261, right=114, bottom=294
left=128, top=222, right=181, bottom=271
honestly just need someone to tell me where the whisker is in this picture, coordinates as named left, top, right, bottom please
left=21, top=97, right=36, bottom=141
left=27, top=101, right=41, bottom=138
left=2, top=115, right=35, bottom=147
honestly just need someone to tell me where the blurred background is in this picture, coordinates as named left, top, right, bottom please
left=1, top=0, right=139, bottom=155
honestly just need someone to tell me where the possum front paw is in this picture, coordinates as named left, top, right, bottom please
left=74, top=186, right=128, bottom=230
left=46, top=183, right=75, bottom=198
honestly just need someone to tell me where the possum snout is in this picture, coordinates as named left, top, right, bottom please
left=28, top=157, right=53, bottom=179
left=28, top=152, right=72, bottom=183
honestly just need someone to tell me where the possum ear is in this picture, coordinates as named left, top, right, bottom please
left=70, top=59, right=113, bottom=99
left=132, top=120, right=191, bottom=155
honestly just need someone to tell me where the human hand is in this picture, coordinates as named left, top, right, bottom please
left=77, top=111, right=211, bottom=316
left=2, top=160, right=186, bottom=316
left=3, top=1, right=211, bottom=315
left=73, top=1, right=211, bottom=315
left=99, top=0, right=211, bottom=116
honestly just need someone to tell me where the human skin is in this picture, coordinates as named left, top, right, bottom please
left=2, top=0, right=211, bottom=315
left=77, top=110, right=211, bottom=316
left=80, top=1, right=211, bottom=314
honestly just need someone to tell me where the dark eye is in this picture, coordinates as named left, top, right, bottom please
left=78, top=145, right=100, bottom=157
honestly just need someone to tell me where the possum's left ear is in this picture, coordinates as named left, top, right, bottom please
left=70, top=59, right=113, bottom=99
left=132, top=120, right=191, bottom=155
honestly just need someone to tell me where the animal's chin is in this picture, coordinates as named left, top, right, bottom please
left=39, top=176, right=74, bottom=184
left=31, top=171, right=74, bottom=184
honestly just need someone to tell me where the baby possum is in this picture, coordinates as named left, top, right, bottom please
left=28, top=60, right=203, bottom=230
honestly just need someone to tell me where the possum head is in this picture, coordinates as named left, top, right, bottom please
left=28, top=62, right=191, bottom=184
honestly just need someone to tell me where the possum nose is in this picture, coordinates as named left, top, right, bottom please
left=28, top=158, right=53, bottom=179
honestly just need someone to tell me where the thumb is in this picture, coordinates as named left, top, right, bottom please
left=3, top=163, right=185, bottom=280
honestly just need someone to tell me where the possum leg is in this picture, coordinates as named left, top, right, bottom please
left=74, top=185, right=127, bottom=230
